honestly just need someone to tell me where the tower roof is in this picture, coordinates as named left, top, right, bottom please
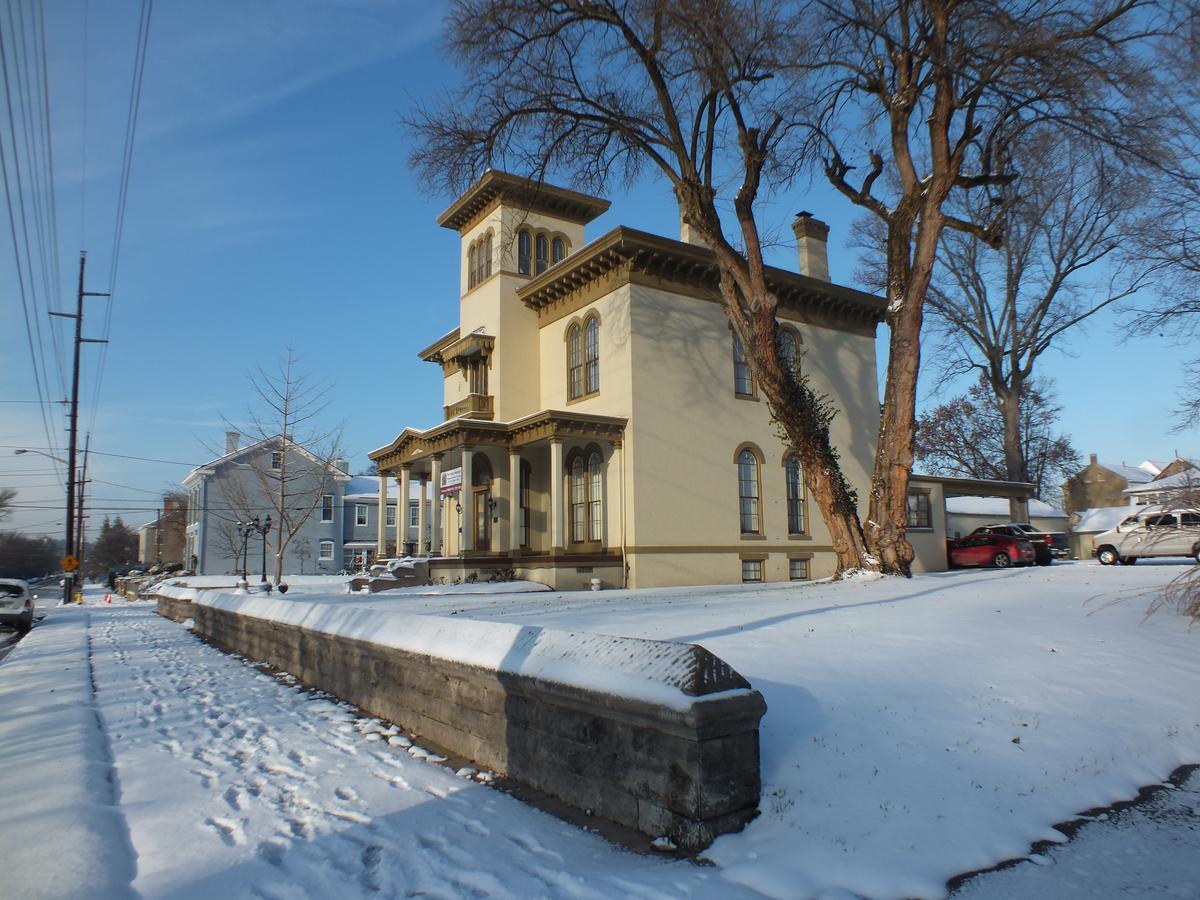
left=436, top=170, right=611, bottom=233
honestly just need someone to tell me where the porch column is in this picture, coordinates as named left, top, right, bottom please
left=417, top=476, right=429, bottom=557
left=508, top=448, right=522, bottom=553
left=461, top=446, right=475, bottom=553
left=430, top=454, right=443, bottom=556
left=550, top=438, right=564, bottom=551
left=376, top=469, right=389, bottom=559
left=398, top=466, right=411, bottom=556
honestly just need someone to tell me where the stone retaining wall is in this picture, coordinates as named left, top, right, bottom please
left=155, top=593, right=766, bottom=849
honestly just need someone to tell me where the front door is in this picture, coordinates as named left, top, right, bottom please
left=474, top=487, right=491, bottom=550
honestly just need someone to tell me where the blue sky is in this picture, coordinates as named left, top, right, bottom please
left=2, top=0, right=1195, bottom=539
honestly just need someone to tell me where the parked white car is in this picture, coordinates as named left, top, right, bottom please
left=0, top=578, right=35, bottom=633
left=1092, top=509, right=1200, bottom=565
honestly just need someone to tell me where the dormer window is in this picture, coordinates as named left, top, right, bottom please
left=518, top=230, right=532, bottom=275
left=270, top=451, right=283, bottom=470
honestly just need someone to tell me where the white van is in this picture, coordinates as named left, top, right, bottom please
left=1092, top=508, right=1200, bottom=565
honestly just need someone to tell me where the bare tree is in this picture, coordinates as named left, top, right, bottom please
left=411, top=0, right=1158, bottom=576
left=806, top=0, right=1158, bottom=571
left=208, top=477, right=259, bottom=576
left=411, top=0, right=871, bottom=573
left=230, top=349, right=344, bottom=583
left=914, top=134, right=1146, bottom=518
left=0, top=487, right=14, bottom=521
left=915, top=377, right=1080, bottom=507
left=1126, top=4, right=1200, bottom=428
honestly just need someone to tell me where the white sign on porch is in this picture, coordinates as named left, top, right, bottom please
left=440, top=467, right=463, bottom=495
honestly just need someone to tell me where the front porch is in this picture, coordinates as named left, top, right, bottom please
left=369, top=410, right=628, bottom=589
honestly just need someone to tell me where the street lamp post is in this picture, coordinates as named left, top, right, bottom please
left=258, top=515, right=272, bottom=585
left=236, top=518, right=257, bottom=589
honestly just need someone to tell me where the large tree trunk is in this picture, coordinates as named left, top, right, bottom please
left=748, top=306, right=872, bottom=574
left=865, top=208, right=943, bottom=576
left=998, top=382, right=1031, bottom=522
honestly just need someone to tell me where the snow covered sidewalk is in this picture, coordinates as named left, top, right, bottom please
left=14, top=601, right=745, bottom=899
left=0, top=607, right=136, bottom=900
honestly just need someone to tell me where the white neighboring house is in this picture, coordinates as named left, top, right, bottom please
left=182, top=432, right=352, bottom=577
left=340, top=475, right=430, bottom=572
left=944, top=496, right=1069, bottom=540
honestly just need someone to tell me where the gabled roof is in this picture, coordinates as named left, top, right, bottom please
left=1097, top=462, right=1155, bottom=484
left=183, top=436, right=351, bottom=487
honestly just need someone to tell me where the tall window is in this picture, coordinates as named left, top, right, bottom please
left=386, top=505, right=396, bottom=528
left=519, top=460, right=531, bottom=548
left=906, top=492, right=932, bottom=529
left=483, top=232, right=493, bottom=279
left=584, top=317, right=600, bottom=394
left=568, top=449, right=604, bottom=543
left=552, top=237, right=566, bottom=264
left=355, top=504, right=368, bottom=527
left=785, top=455, right=805, bottom=534
left=409, top=501, right=419, bottom=527
left=738, top=449, right=760, bottom=533
left=568, top=324, right=583, bottom=399
left=732, top=333, right=753, bottom=395
left=467, top=243, right=478, bottom=288
left=320, top=494, right=334, bottom=523
left=777, top=329, right=799, bottom=381
left=518, top=230, right=532, bottom=275
left=535, top=234, right=549, bottom=274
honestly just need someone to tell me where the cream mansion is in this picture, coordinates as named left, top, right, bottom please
left=369, top=172, right=1016, bottom=588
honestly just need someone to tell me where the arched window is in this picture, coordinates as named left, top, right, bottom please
left=777, top=329, right=800, bottom=381
left=535, top=234, right=549, bottom=274
left=568, top=448, right=604, bottom=544
left=567, top=323, right=583, bottom=399
left=584, top=317, right=600, bottom=394
left=518, top=230, right=532, bottom=275
left=467, top=243, right=477, bottom=289
left=552, top=237, right=566, bottom=264
left=738, top=448, right=760, bottom=534
left=483, top=232, right=493, bottom=279
left=785, top=455, right=805, bottom=534
left=732, top=332, right=753, bottom=395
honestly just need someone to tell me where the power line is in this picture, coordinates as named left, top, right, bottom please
left=85, top=0, right=155, bottom=441
left=0, top=444, right=198, bottom=466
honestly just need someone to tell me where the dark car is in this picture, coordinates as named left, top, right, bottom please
left=948, top=533, right=1037, bottom=569
left=968, top=524, right=1055, bottom=566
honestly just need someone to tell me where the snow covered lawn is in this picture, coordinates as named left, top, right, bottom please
left=2, top=563, right=1197, bottom=899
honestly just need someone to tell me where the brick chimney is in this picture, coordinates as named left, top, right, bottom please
left=792, top=212, right=830, bottom=281
left=224, top=431, right=240, bottom=455
left=1089, top=453, right=1098, bottom=466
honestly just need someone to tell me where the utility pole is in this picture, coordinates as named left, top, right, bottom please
left=50, top=252, right=108, bottom=603
left=76, top=433, right=91, bottom=588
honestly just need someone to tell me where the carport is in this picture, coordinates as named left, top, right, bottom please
left=907, top=475, right=1036, bottom=573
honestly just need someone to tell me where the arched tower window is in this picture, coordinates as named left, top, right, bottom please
left=552, top=237, right=566, bottom=264
left=518, top=230, right=532, bottom=275
left=535, top=234, right=549, bottom=274
left=467, top=243, right=478, bottom=289
left=777, top=329, right=800, bottom=380
left=483, top=231, right=493, bottom=279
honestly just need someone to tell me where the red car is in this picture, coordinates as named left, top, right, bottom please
left=947, top=533, right=1036, bottom=569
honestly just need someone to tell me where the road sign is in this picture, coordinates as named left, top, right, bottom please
left=61, top=555, right=78, bottom=572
